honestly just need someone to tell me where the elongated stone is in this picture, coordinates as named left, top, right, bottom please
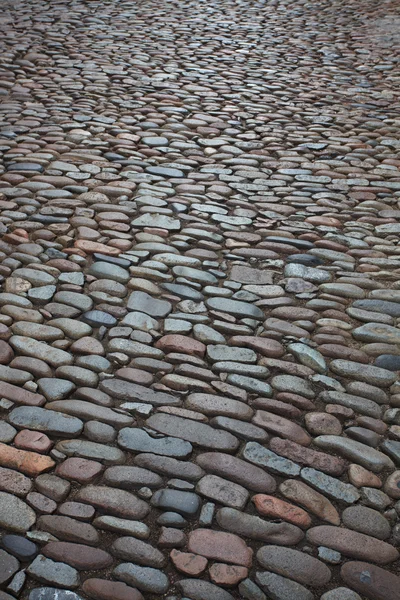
left=146, top=414, right=239, bottom=452
left=341, top=561, right=400, bottom=600
left=256, top=545, right=331, bottom=586
left=9, top=336, right=73, bottom=368
left=307, top=526, right=399, bottom=563
left=216, top=507, right=303, bottom=545
left=301, top=467, right=360, bottom=504
left=314, top=435, right=394, bottom=473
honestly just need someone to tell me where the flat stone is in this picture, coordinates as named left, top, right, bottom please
left=170, top=550, right=208, bottom=575
left=242, top=442, right=301, bottom=476
left=0, top=443, right=54, bottom=477
left=314, top=435, right=394, bottom=473
left=279, top=479, right=340, bottom=525
left=330, top=359, right=396, bottom=387
left=75, top=485, right=149, bottom=519
left=253, top=494, right=311, bottom=529
left=256, top=571, right=313, bottom=600
left=301, top=467, right=360, bottom=504
left=196, top=452, right=276, bottom=493
left=9, top=407, right=83, bottom=437
left=252, top=411, right=311, bottom=446
left=43, top=542, right=112, bottom=570
left=216, top=507, right=303, bottom=545
left=0, top=549, right=19, bottom=585
left=256, top=545, right=331, bottom=586
left=55, top=440, right=125, bottom=464
left=342, top=506, right=391, bottom=540
left=113, top=563, right=169, bottom=594
left=93, top=514, right=150, bottom=538
left=46, top=401, right=132, bottom=428
left=151, top=489, right=200, bottom=516
left=56, top=458, right=103, bottom=483
left=320, top=391, right=382, bottom=419
left=353, top=323, right=400, bottom=345
left=27, top=555, right=79, bottom=588
left=188, top=528, right=253, bottom=567
left=127, top=291, right=171, bottom=317
left=131, top=214, right=180, bottom=230
left=146, top=413, right=239, bottom=451
left=82, top=579, right=143, bottom=600
left=196, top=474, right=249, bottom=509
left=1, top=534, right=38, bottom=560
left=270, top=437, right=346, bottom=476
left=210, top=417, right=269, bottom=442
left=206, top=297, right=264, bottom=319
left=341, top=561, right=400, bottom=600
left=88, top=262, right=130, bottom=283
left=187, top=393, right=253, bottom=421
left=37, top=516, right=99, bottom=545
left=307, top=526, right=399, bottom=564
left=118, top=428, right=192, bottom=458
left=230, top=266, right=274, bottom=284
left=111, top=537, right=165, bottom=568
left=9, top=337, right=73, bottom=368
left=134, top=453, right=204, bottom=480
left=104, top=466, right=162, bottom=489
left=101, top=379, right=179, bottom=406
left=177, top=579, right=235, bottom=600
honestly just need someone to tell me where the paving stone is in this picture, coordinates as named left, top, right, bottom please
left=301, top=467, right=360, bottom=504
left=151, top=488, right=201, bottom=516
left=146, top=413, right=239, bottom=451
left=306, top=526, right=398, bottom=564
left=177, top=579, right=235, bottom=600
left=82, top=579, right=143, bottom=600
left=0, top=549, right=19, bottom=585
left=314, top=435, right=394, bottom=473
left=118, top=428, right=192, bottom=458
left=27, top=555, right=79, bottom=588
left=196, top=452, right=276, bottom=492
left=255, top=571, right=313, bottom=600
left=1, top=534, right=38, bottom=561
left=253, top=494, right=311, bottom=529
left=111, top=537, right=165, bottom=567
left=216, top=507, right=303, bottom=545
left=341, top=561, right=400, bottom=600
left=75, top=485, right=149, bottom=519
left=188, top=528, right=253, bottom=567
left=196, top=474, right=249, bottom=509
left=342, top=506, right=391, bottom=540
left=113, top=563, right=169, bottom=594
left=256, top=545, right=331, bottom=586
left=9, top=407, right=83, bottom=437
left=37, top=516, right=99, bottom=545
left=43, top=542, right=113, bottom=570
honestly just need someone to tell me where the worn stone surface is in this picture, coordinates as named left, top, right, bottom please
left=0, top=0, right=400, bottom=597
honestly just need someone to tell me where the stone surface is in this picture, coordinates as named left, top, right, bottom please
left=341, top=561, right=400, bottom=600
left=256, top=545, right=331, bottom=586
left=0, top=2, right=400, bottom=597
left=307, top=526, right=399, bottom=564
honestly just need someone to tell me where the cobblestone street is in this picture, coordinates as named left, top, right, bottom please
left=0, top=0, right=400, bottom=598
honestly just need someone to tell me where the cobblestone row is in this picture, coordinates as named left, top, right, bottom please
left=0, top=0, right=400, bottom=598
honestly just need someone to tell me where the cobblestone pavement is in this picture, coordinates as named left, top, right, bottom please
left=0, top=0, right=400, bottom=598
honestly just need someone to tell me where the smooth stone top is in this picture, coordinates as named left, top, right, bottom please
left=307, top=526, right=399, bottom=564
left=341, top=561, right=400, bottom=600
left=314, top=435, right=394, bottom=473
left=146, top=414, right=239, bottom=452
left=256, top=545, right=331, bottom=586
